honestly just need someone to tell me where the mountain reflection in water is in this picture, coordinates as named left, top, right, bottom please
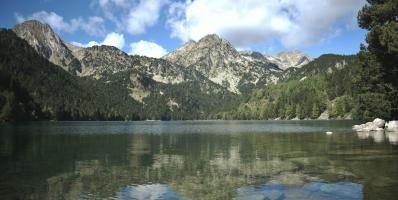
left=0, top=121, right=397, bottom=200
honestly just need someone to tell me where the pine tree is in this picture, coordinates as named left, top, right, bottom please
left=356, top=0, right=398, bottom=119
left=311, top=103, right=320, bottom=119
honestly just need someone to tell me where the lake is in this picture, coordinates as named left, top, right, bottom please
left=0, top=120, right=397, bottom=200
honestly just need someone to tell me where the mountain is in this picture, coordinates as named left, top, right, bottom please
left=1, top=21, right=240, bottom=121
left=0, top=20, right=359, bottom=122
left=12, top=20, right=82, bottom=74
left=217, top=54, right=360, bottom=120
left=240, top=50, right=311, bottom=70
left=269, top=51, right=311, bottom=70
left=280, top=54, right=358, bottom=81
left=163, top=34, right=281, bottom=94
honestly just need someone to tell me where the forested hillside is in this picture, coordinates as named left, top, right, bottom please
left=1, top=0, right=397, bottom=122
left=217, top=55, right=360, bottom=120
left=0, top=30, right=239, bottom=121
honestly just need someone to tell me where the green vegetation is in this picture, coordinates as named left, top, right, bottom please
left=354, top=0, right=398, bottom=120
left=1, top=0, right=397, bottom=122
left=217, top=55, right=359, bottom=120
left=0, top=30, right=239, bottom=122
left=218, top=0, right=398, bottom=121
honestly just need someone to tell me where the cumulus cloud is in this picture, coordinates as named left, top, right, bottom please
left=167, top=0, right=366, bottom=48
left=15, top=11, right=106, bottom=36
left=101, top=32, right=125, bottom=48
left=92, top=0, right=169, bottom=35
left=129, top=40, right=168, bottom=58
left=71, top=32, right=125, bottom=49
left=126, top=0, right=169, bottom=35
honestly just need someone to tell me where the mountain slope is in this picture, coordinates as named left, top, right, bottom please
left=217, top=54, right=360, bottom=120
left=12, top=20, right=82, bottom=74
left=163, top=34, right=281, bottom=94
left=1, top=20, right=362, bottom=122
left=240, top=50, right=311, bottom=70
left=0, top=29, right=142, bottom=121
left=268, top=51, right=311, bottom=70
left=280, top=54, right=359, bottom=81
left=0, top=27, right=239, bottom=121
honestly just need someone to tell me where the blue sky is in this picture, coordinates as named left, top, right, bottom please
left=0, top=0, right=368, bottom=58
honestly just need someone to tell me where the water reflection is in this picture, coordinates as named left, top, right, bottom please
left=236, top=182, right=363, bottom=200
left=356, top=131, right=398, bottom=145
left=386, top=132, right=398, bottom=145
left=0, top=121, right=398, bottom=199
left=116, top=184, right=182, bottom=200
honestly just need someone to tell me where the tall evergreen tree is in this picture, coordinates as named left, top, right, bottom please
left=356, top=0, right=398, bottom=119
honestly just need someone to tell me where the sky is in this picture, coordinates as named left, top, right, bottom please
left=0, top=0, right=368, bottom=58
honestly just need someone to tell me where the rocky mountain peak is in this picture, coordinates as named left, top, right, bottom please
left=199, top=33, right=221, bottom=41
left=14, top=20, right=52, bottom=33
left=277, top=50, right=308, bottom=59
left=163, top=34, right=239, bottom=67
left=197, top=34, right=224, bottom=45
left=12, top=20, right=81, bottom=74
left=197, top=34, right=238, bottom=56
left=163, top=34, right=281, bottom=93
left=266, top=51, right=311, bottom=70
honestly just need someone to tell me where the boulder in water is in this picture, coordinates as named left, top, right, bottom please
left=373, top=118, right=386, bottom=128
left=353, top=119, right=385, bottom=131
left=386, top=121, right=398, bottom=132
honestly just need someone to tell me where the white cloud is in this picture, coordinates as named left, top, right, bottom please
left=71, top=32, right=125, bottom=49
left=126, top=0, right=169, bottom=35
left=167, top=0, right=366, bottom=48
left=101, top=32, right=125, bottom=48
left=92, top=0, right=169, bottom=35
left=129, top=40, right=168, bottom=58
left=15, top=11, right=106, bottom=36
left=71, top=41, right=99, bottom=47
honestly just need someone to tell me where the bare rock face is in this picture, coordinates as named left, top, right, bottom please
left=240, top=50, right=311, bottom=71
left=265, top=51, right=311, bottom=70
left=163, top=34, right=281, bottom=93
left=239, top=51, right=267, bottom=61
left=74, top=45, right=135, bottom=77
left=12, top=20, right=82, bottom=74
left=71, top=44, right=197, bottom=85
left=9, top=20, right=232, bottom=106
left=164, top=34, right=240, bottom=68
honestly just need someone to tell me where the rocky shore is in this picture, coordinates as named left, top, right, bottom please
left=352, top=118, right=398, bottom=132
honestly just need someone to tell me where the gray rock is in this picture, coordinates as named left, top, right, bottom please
left=353, top=119, right=385, bottom=131
left=373, top=118, right=386, bottom=128
left=386, top=121, right=398, bottom=132
left=317, top=110, right=329, bottom=120
left=163, top=34, right=282, bottom=93
left=265, top=51, right=311, bottom=71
